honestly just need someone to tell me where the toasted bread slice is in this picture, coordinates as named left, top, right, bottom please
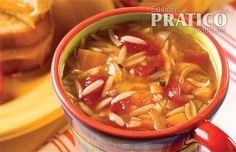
left=0, top=11, right=52, bottom=49
left=0, top=31, right=53, bottom=74
left=0, top=11, right=54, bottom=74
left=0, top=0, right=53, bottom=27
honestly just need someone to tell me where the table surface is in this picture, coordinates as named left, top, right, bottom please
left=208, top=0, right=236, bottom=142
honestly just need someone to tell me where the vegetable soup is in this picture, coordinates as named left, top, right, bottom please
left=62, top=22, right=217, bottom=131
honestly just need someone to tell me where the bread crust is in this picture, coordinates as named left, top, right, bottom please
left=0, top=29, right=54, bottom=74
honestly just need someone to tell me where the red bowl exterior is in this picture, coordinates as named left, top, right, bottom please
left=51, top=7, right=229, bottom=139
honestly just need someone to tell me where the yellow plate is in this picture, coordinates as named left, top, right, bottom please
left=0, top=64, right=63, bottom=141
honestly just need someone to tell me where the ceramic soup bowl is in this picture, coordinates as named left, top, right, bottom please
left=51, top=7, right=235, bottom=152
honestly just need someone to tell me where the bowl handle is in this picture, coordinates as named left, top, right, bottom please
left=193, top=121, right=236, bottom=151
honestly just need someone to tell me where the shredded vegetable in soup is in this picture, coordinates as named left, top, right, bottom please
left=63, top=22, right=217, bottom=131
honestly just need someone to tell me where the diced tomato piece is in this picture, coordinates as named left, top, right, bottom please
left=164, top=77, right=186, bottom=105
left=150, top=55, right=164, bottom=69
left=133, top=64, right=155, bottom=77
left=124, top=42, right=157, bottom=55
left=82, top=97, right=93, bottom=107
left=110, top=99, right=131, bottom=114
left=132, top=55, right=164, bottom=77
left=80, top=75, right=105, bottom=88
left=184, top=50, right=209, bottom=65
left=80, top=75, right=106, bottom=107
left=118, top=31, right=160, bottom=55
left=82, top=90, right=102, bottom=107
